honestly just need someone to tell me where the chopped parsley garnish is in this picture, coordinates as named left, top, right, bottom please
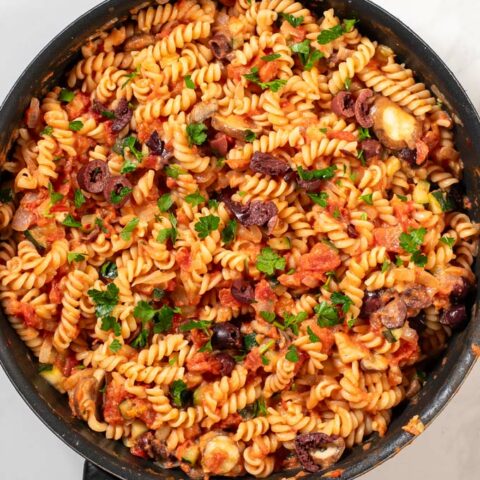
left=297, top=165, right=336, bottom=181
left=186, top=122, right=208, bottom=146
left=440, top=236, right=455, bottom=247
left=256, top=247, right=286, bottom=275
left=157, top=193, right=174, bottom=212
left=165, top=164, right=185, bottom=179
left=243, top=67, right=287, bottom=92
left=74, top=189, right=86, bottom=208
left=131, top=329, right=149, bottom=349
left=48, top=183, right=64, bottom=205
left=208, top=199, right=219, bottom=209
left=280, top=12, right=304, bottom=27
left=317, top=18, right=357, bottom=44
left=260, top=311, right=276, bottom=323
left=59, top=89, right=75, bottom=102
left=38, top=363, right=53, bottom=373
left=121, top=66, right=140, bottom=88
left=307, top=326, right=320, bottom=342
left=184, top=75, right=195, bottom=89
left=344, top=77, right=352, bottom=90
left=133, top=300, right=157, bottom=322
left=332, top=207, right=341, bottom=219
left=245, top=129, right=257, bottom=142
left=95, top=218, right=108, bottom=233
left=157, top=214, right=177, bottom=244
left=396, top=194, right=408, bottom=202
left=101, top=110, right=115, bottom=119
left=110, top=186, right=132, bottom=205
left=286, top=345, right=299, bottom=362
left=170, top=380, right=190, bottom=407
left=291, top=39, right=325, bottom=70
left=100, top=261, right=118, bottom=279
left=154, top=305, right=176, bottom=333
left=41, top=126, right=53, bottom=136
left=194, top=214, right=220, bottom=239
left=261, top=53, right=281, bottom=62
left=120, top=217, right=139, bottom=241
left=308, top=192, right=329, bottom=207
left=62, top=214, right=82, bottom=228
left=185, top=191, right=206, bottom=206
left=395, top=256, right=404, bottom=267
left=243, top=333, right=258, bottom=351
left=358, top=127, right=371, bottom=141
left=180, top=320, right=211, bottom=333
left=331, top=292, right=353, bottom=313
left=239, top=397, right=267, bottom=419
left=381, top=260, right=390, bottom=273
left=221, top=219, right=238, bottom=245
left=101, top=316, right=121, bottom=336
left=152, top=288, right=166, bottom=301
left=382, top=329, right=398, bottom=343
left=121, top=136, right=144, bottom=173
left=68, top=120, right=84, bottom=132
left=283, top=311, right=308, bottom=335
left=88, top=283, right=119, bottom=318
left=67, top=252, right=86, bottom=263
left=360, top=193, right=373, bottom=205
left=315, top=301, right=341, bottom=327
left=399, top=227, right=427, bottom=266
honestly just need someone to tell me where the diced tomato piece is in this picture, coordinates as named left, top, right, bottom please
left=415, top=140, right=429, bottom=165
left=189, top=328, right=210, bottom=349
left=259, top=60, right=280, bottom=83
left=226, top=64, right=252, bottom=82
left=104, top=382, right=130, bottom=425
left=326, top=130, right=356, bottom=141
left=280, top=21, right=306, bottom=41
left=66, top=93, right=91, bottom=119
left=17, top=303, right=43, bottom=329
left=176, top=248, right=192, bottom=271
left=243, top=348, right=263, bottom=374
left=216, top=413, right=242, bottom=430
left=254, top=279, right=276, bottom=303
left=186, top=352, right=222, bottom=375
left=219, top=288, right=241, bottom=308
left=63, top=355, right=79, bottom=377
left=392, top=339, right=419, bottom=366
left=310, top=325, right=335, bottom=354
left=373, top=226, right=403, bottom=252
left=130, top=445, right=149, bottom=459
left=393, top=201, right=417, bottom=231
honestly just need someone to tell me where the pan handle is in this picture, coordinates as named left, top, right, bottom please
left=83, top=461, right=119, bottom=480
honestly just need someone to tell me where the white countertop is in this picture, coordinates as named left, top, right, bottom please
left=0, top=0, right=479, bottom=479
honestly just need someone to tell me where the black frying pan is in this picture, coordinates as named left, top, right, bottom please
left=0, top=1, right=479, bottom=479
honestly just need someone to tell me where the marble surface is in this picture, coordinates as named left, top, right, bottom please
left=0, top=0, right=479, bottom=479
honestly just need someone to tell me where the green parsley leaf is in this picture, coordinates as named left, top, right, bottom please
left=154, top=305, right=175, bottom=333
left=101, top=110, right=115, bottom=119
left=431, top=190, right=455, bottom=212
left=152, top=288, right=166, bottom=301
left=62, top=214, right=82, bottom=228
left=120, top=217, right=139, bottom=241
left=221, top=219, right=238, bottom=245
left=74, top=189, right=86, bottom=209
left=186, top=122, right=208, bottom=146
left=440, top=236, right=455, bottom=247
left=360, top=193, right=373, bottom=205
left=122, top=136, right=144, bottom=164
left=411, top=251, right=428, bottom=267
left=109, top=338, right=122, bottom=353
left=157, top=227, right=176, bottom=243
left=38, top=363, right=53, bottom=373
left=331, top=292, right=353, bottom=313
left=170, top=379, right=190, bottom=407
left=261, top=53, right=281, bottom=62
left=134, top=301, right=157, bottom=322
left=381, top=260, right=390, bottom=273
left=185, top=191, right=206, bottom=206
left=180, top=320, right=211, bottom=332
left=291, top=40, right=324, bottom=71
left=88, top=283, right=119, bottom=318
left=344, top=77, right=352, bottom=90
left=283, top=311, right=307, bottom=335
left=243, top=67, right=287, bottom=92
left=281, top=12, right=304, bottom=27
left=165, top=164, right=185, bottom=179
left=260, top=311, right=276, bottom=323
left=59, top=89, right=75, bottom=102
left=358, top=127, right=371, bottom=141
left=157, top=193, right=174, bottom=212
left=308, top=192, right=329, bottom=207
left=400, top=227, right=426, bottom=254
left=184, top=75, right=195, bottom=89
left=101, top=316, right=121, bottom=336
left=100, top=261, right=118, bottom=280
left=297, top=165, right=336, bottom=181
left=245, top=129, right=257, bottom=142
left=357, top=149, right=366, bottom=166
left=286, top=345, right=299, bottom=362
left=95, top=218, right=108, bottom=234
left=41, top=126, right=53, bottom=136
left=131, top=329, right=149, bottom=349
left=68, top=120, right=84, bottom=132
left=199, top=339, right=213, bottom=352
left=194, top=214, right=220, bottom=239
left=256, top=247, right=286, bottom=275
left=395, top=256, right=404, bottom=267
left=67, top=252, right=86, bottom=263
left=343, top=18, right=357, bottom=32
left=0, top=188, right=13, bottom=204
left=110, top=186, right=132, bottom=205
left=319, top=127, right=328, bottom=134
left=121, top=66, right=140, bottom=88
left=317, top=24, right=344, bottom=44
left=208, top=199, right=219, bottom=209
left=396, top=194, right=408, bottom=202
left=315, top=301, right=341, bottom=327
left=48, top=183, right=64, bottom=205
left=307, top=326, right=320, bottom=342
left=332, top=207, right=341, bottom=219
left=244, top=333, right=258, bottom=351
